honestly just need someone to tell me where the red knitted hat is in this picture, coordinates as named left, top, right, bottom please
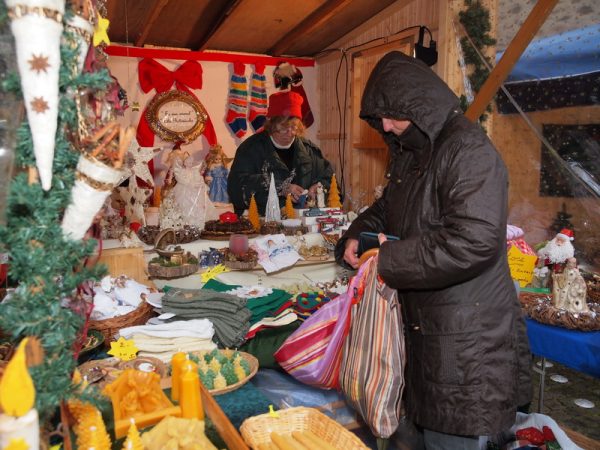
left=267, top=91, right=303, bottom=118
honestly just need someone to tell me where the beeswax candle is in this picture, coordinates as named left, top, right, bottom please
left=179, top=364, right=204, bottom=420
left=170, top=352, right=187, bottom=402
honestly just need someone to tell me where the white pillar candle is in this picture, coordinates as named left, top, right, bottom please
left=0, top=408, right=40, bottom=450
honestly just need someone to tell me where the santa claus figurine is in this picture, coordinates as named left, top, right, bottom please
left=534, top=228, right=575, bottom=284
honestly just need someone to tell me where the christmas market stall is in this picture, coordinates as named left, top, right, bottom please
left=0, top=0, right=599, bottom=449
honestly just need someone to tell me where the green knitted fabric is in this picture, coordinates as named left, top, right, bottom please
left=202, top=279, right=292, bottom=324
left=205, top=382, right=274, bottom=448
left=162, top=288, right=252, bottom=348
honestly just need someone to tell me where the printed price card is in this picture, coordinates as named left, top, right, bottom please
left=107, top=336, right=139, bottom=361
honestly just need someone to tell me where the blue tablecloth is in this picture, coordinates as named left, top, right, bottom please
left=526, top=317, right=600, bottom=378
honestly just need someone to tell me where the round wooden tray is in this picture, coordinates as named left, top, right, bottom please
left=148, top=262, right=198, bottom=279
left=222, top=260, right=258, bottom=270
left=78, top=356, right=168, bottom=389
left=200, top=232, right=258, bottom=241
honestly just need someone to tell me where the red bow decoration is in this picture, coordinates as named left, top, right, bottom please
left=136, top=58, right=217, bottom=146
left=139, top=59, right=203, bottom=93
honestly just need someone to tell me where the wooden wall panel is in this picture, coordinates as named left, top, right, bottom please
left=316, top=0, right=441, bottom=211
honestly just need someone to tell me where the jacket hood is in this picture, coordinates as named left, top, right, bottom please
left=360, top=52, right=460, bottom=148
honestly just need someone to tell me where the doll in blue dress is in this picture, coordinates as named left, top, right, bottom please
left=204, top=145, right=230, bottom=204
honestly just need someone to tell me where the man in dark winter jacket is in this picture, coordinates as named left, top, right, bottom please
left=335, top=51, right=531, bottom=449
left=227, top=91, right=334, bottom=215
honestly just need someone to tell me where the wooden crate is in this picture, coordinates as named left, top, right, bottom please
left=96, top=247, right=155, bottom=288
left=199, top=380, right=249, bottom=450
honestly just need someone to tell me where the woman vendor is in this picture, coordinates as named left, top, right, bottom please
left=227, top=91, right=334, bottom=215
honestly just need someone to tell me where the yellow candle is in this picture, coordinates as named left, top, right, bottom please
left=0, top=338, right=34, bottom=416
left=179, top=364, right=204, bottom=420
left=170, top=352, right=187, bottom=402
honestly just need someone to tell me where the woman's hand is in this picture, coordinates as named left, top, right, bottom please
left=378, top=233, right=387, bottom=245
left=343, top=238, right=359, bottom=269
left=285, top=183, right=306, bottom=202
left=307, top=183, right=319, bottom=199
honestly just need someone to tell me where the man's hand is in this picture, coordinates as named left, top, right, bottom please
left=343, top=238, right=359, bottom=269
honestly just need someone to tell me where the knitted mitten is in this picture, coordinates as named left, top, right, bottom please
left=248, top=63, right=268, bottom=131
left=226, top=61, right=248, bottom=138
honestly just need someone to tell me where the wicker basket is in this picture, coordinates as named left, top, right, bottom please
left=192, top=351, right=259, bottom=395
left=240, top=407, right=369, bottom=450
left=88, top=300, right=156, bottom=345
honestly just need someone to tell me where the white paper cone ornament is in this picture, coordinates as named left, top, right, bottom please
left=7, top=0, right=66, bottom=191
left=61, top=154, right=126, bottom=240
left=265, top=173, right=281, bottom=223
left=64, top=13, right=94, bottom=75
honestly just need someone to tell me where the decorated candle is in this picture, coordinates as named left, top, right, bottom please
left=179, top=363, right=204, bottom=420
left=170, top=352, right=187, bottom=402
left=122, top=419, right=143, bottom=450
left=0, top=338, right=40, bottom=450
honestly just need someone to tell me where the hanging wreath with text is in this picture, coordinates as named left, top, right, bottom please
left=144, top=90, right=208, bottom=143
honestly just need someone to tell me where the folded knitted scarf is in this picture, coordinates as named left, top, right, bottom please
left=119, top=319, right=214, bottom=339
left=162, top=288, right=251, bottom=348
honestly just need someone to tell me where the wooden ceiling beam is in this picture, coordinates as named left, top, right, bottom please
left=196, top=0, right=244, bottom=51
left=135, top=0, right=170, bottom=48
left=268, top=0, right=354, bottom=56
left=465, top=0, right=559, bottom=122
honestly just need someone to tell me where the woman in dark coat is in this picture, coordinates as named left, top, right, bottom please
left=227, top=91, right=333, bottom=215
left=335, top=51, right=531, bottom=447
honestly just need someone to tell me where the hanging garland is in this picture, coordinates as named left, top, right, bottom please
left=458, top=0, right=496, bottom=117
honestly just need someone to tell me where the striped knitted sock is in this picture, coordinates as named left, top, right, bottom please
left=226, top=61, right=248, bottom=138
left=248, top=63, right=267, bottom=131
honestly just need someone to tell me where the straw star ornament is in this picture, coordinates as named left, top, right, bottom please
left=117, top=177, right=153, bottom=225
left=125, top=138, right=159, bottom=187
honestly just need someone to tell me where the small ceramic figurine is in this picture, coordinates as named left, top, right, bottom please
left=552, top=257, right=589, bottom=313
left=316, top=182, right=325, bottom=208
left=204, top=144, right=230, bottom=204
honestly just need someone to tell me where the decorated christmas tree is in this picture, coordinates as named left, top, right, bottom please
left=327, top=174, right=342, bottom=208
left=0, top=0, right=113, bottom=434
left=550, top=202, right=574, bottom=235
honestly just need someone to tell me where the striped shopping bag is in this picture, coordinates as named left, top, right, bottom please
left=339, top=256, right=406, bottom=439
left=274, top=261, right=371, bottom=389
